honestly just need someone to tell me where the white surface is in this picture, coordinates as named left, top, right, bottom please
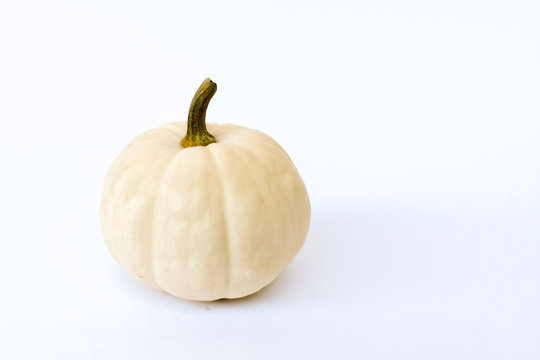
left=1, top=0, right=539, bottom=359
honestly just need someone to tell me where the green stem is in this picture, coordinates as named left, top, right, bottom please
left=181, top=78, right=217, bottom=148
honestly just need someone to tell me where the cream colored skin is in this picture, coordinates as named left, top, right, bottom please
left=100, top=122, right=310, bottom=301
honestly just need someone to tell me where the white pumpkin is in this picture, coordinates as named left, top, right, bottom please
left=100, top=79, right=310, bottom=301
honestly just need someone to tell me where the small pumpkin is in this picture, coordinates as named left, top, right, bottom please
left=100, top=78, right=310, bottom=301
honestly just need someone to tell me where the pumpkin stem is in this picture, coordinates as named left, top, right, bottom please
left=181, top=78, right=217, bottom=148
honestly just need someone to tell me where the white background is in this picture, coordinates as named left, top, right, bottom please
left=1, top=0, right=539, bottom=359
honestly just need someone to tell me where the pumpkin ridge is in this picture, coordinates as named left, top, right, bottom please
left=208, top=144, right=232, bottom=298
left=230, top=137, right=299, bottom=284
left=149, top=148, right=184, bottom=290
